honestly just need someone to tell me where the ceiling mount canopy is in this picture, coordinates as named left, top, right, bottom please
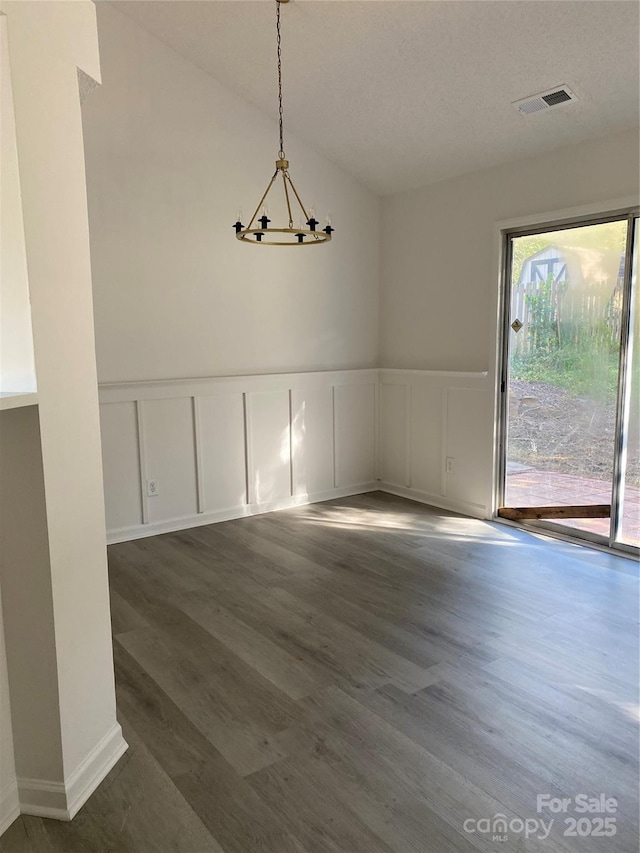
left=233, top=0, right=334, bottom=246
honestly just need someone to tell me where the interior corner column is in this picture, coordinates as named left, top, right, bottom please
left=0, top=0, right=127, bottom=820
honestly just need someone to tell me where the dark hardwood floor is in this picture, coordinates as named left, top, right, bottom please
left=3, top=492, right=638, bottom=852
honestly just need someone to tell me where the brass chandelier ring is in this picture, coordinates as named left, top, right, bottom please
left=236, top=228, right=332, bottom=246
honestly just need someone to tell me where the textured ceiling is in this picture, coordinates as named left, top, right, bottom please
left=107, top=1, right=640, bottom=195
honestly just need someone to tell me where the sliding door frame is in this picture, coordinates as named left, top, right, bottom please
left=609, top=214, right=637, bottom=549
left=493, top=203, right=639, bottom=556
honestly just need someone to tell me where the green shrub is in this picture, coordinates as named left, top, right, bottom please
left=512, top=273, right=623, bottom=401
left=511, top=344, right=619, bottom=401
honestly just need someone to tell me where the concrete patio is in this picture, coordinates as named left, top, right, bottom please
left=506, top=469, right=640, bottom=547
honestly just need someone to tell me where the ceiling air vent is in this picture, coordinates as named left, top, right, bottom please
left=513, top=85, right=577, bottom=116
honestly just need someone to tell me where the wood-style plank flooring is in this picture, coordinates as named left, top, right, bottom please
left=3, top=492, right=639, bottom=852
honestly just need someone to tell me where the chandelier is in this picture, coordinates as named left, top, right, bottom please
left=234, top=0, right=333, bottom=246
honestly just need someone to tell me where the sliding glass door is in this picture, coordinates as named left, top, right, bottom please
left=498, top=211, right=639, bottom=552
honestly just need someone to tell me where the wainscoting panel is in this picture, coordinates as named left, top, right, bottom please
left=291, top=386, right=334, bottom=497
left=246, top=390, right=291, bottom=506
left=99, top=401, right=142, bottom=532
left=446, top=387, right=492, bottom=509
left=379, top=382, right=408, bottom=488
left=196, top=392, right=246, bottom=514
left=409, top=385, right=443, bottom=496
left=99, top=368, right=492, bottom=542
left=379, top=370, right=491, bottom=518
left=334, top=382, right=376, bottom=489
left=142, top=397, right=198, bottom=524
left=99, top=370, right=378, bottom=542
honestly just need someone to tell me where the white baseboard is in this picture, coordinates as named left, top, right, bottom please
left=65, top=722, right=128, bottom=819
left=379, top=483, right=488, bottom=520
left=0, top=779, right=20, bottom=836
left=107, top=484, right=378, bottom=544
left=14, top=776, right=67, bottom=821
left=18, top=722, right=128, bottom=821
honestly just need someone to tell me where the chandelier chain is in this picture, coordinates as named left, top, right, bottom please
left=234, top=0, right=333, bottom=244
left=276, top=1, right=285, bottom=159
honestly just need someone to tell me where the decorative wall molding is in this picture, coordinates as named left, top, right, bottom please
left=100, top=369, right=379, bottom=543
left=99, top=368, right=378, bottom=403
left=378, top=368, right=492, bottom=517
left=379, top=369, right=489, bottom=379
left=17, top=723, right=127, bottom=821
left=99, top=367, right=493, bottom=543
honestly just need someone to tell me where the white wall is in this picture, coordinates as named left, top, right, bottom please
left=0, top=16, right=35, bottom=393
left=0, top=18, right=22, bottom=836
left=0, top=407, right=63, bottom=794
left=82, top=4, right=380, bottom=384
left=380, top=129, right=640, bottom=372
left=0, top=580, right=17, bottom=836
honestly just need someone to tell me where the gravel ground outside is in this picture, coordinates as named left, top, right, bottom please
left=508, top=380, right=640, bottom=487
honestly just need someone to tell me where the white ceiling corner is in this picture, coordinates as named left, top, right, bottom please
left=106, top=0, right=640, bottom=195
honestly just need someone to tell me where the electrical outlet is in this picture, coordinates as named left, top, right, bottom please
left=147, top=479, right=159, bottom=497
left=445, top=457, right=455, bottom=474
